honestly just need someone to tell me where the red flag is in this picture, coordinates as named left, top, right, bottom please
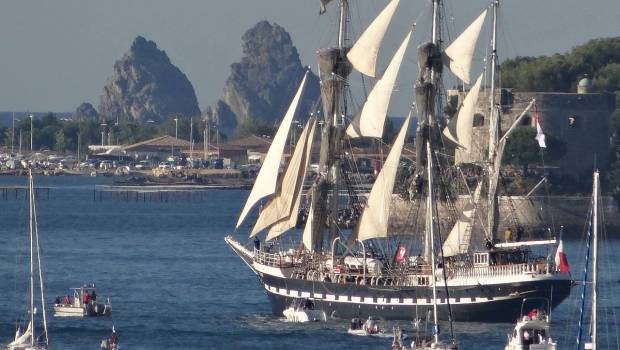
left=554, top=238, right=570, bottom=273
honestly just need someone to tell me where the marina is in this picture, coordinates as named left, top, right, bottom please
left=0, top=176, right=618, bottom=349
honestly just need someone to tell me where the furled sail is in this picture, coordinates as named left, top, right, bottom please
left=443, top=73, right=483, bottom=153
left=265, top=119, right=317, bottom=240
left=347, top=0, right=401, bottom=77
left=443, top=9, right=487, bottom=84
left=302, top=202, right=315, bottom=251
left=235, top=73, right=308, bottom=229
left=347, top=30, right=412, bottom=138
left=354, top=114, right=411, bottom=241
left=252, top=118, right=315, bottom=236
left=442, top=182, right=483, bottom=257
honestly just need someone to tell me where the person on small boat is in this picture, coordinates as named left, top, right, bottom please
left=350, top=317, right=363, bottom=330
left=54, top=296, right=61, bottom=305
left=63, top=295, right=71, bottom=305
left=83, top=290, right=90, bottom=304
left=91, top=289, right=97, bottom=302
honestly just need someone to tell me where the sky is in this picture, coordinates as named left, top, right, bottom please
left=0, top=0, right=618, bottom=117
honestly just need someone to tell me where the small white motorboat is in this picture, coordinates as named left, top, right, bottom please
left=282, top=299, right=326, bottom=323
left=505, top=298, right=556, bottom=350
left=53, top=283, right=111, bottom=317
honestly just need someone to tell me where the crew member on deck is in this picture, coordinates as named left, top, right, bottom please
left=83, top=290, right=90, bottom=305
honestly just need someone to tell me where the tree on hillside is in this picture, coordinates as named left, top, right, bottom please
left=501, top=37, right=620, bottom=93
left=503, top=127, right=566, bottom=175
left=234, top=118, right=276, bottom=139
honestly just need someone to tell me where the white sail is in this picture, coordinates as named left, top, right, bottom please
left=267, top=120, right=316, bottom=239
left=302, top=202, right=315, bottom=251
left=264, top=119, right=317, bottom=240
left=252, top=119, right=314, bottom=236
left=356, top=114, right=410, bottom=241
left=8, top=322, right=32, bottom=347
left=442, top=182, right=483, bottom=257
left=236, top=73, right=308, bottom=229
left=347, top=0, right=400, bottom=77
left=347, top=30, right=412, bottom=138
left=454, top=73, right=483, bottom=152
left=443, top=9, right=487, bottom=84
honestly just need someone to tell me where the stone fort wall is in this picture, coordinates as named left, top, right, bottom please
left=453, top=90, right=615, bottom=176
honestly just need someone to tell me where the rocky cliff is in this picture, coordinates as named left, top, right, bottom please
left=72, top=102, right=99, bottom=120
left=206, top=21, right=320, bottom=136
left=99, top=36, right=200, bottom=123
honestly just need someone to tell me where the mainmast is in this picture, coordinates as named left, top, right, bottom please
left=426, top=142, right=440, bottom=344
left=417, top=0, right=443, bottom=261
left=591, top=170, right=599, bottom=350
left=486, top=0, right=500, bottom=240
left=313, top=0, right=352, bottom=251
left=29, top=170, right=35, bottom=346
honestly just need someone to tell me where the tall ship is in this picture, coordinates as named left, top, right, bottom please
left=226, top=0, right=571, bottom=322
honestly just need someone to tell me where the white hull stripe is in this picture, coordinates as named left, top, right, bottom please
left=264, top=284, right=516, bottom=305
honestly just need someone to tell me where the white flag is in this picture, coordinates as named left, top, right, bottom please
left=535, top=121, right=546, bottom=148
left=533, top=104, right=546, bottom=148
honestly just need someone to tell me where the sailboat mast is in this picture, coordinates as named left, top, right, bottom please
left=487, top=0, right=500, bottom=240
left=592, top=170, right=599, bottom=350
left=426, top=141, right=439, bottom=343
left=28, top=170, right=35, bottom=346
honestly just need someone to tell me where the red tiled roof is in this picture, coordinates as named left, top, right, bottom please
left=125, top=135, right=191, bottom=151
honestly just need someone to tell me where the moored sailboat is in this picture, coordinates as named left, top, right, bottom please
left=225, top=0, right=571, bottom=323
left=4, top=171, right=49, bottom=350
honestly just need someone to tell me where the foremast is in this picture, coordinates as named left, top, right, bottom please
left=313, top=0, right=352, bottom=251
left=486, top=0, right=500, bottom=241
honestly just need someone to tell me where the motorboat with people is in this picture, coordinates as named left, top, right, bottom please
left=4, top=171, right=50, bottom=350
left=99, top=327, right=120, bottom=350
left=53, top=283, right=111, bottom=317
left=505, top=298, right=556, bottom=350
left=282, top=298, right=326, bottom=323
left=348, top=316, right=387, bottom=336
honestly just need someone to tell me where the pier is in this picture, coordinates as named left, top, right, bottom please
left=0, top=186, right=52, bottom=200
left=93, top=184, right=242, bottom=202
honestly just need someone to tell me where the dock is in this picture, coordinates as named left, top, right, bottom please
left=0, top=186, right=52, bottom=200
left=93, top=184, right=246, bottom=202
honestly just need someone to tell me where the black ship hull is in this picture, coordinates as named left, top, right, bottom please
left=260, top=274, right=571, bottom=323
left=225, top=237, right=572, bottom=323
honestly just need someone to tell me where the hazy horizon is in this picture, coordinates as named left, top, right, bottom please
left=1, top=0, right=618, bottom=116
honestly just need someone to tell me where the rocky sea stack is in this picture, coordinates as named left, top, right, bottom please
left=99, top=36, right=200, bottom=123
left=207, top=21, right=320, bottom=136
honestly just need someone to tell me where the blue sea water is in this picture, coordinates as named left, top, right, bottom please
left=0, top=175, right=618, bottom=349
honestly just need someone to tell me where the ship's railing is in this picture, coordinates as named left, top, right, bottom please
left=253, top=248, right=297, bottom=268
left=446, top=261, right=555, bottom=280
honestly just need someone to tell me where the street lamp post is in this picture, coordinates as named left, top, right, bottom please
left=29, top=114, right=34, bottom=152
left=172, top=117, right=179, bottom=157
left=11, top=112, right=15, bottom=154
left=100, top=123, right=107, bottom=146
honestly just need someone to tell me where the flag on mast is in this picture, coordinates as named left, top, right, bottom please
left=533, top=103, right=546, bottom=148
left=554, top=236, right=570, bottom=273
